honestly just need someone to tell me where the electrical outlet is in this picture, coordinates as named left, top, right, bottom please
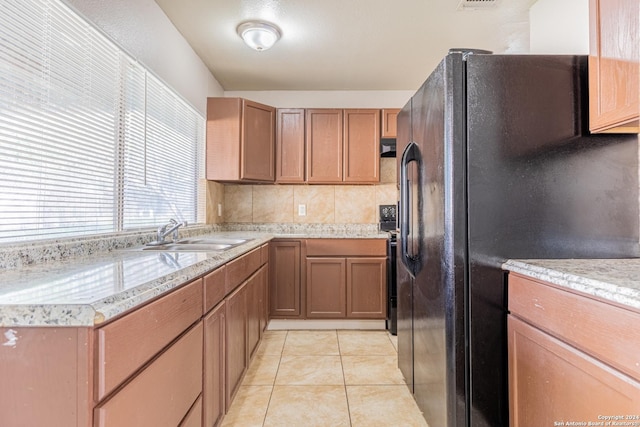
left=217, top=203, right=223, bottom=217
left=298, top=204, right=306, bottom=216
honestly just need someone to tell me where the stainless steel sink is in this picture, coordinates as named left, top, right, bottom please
left=140, top=243, right=234, bottom=252
left=137, top=237, right=253, bottom=252
left=176, top=237, right=251, bottom=245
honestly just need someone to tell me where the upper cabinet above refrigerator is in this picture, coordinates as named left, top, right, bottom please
left=588, top=0, right=639, bottom=133
left=381, top=108, right=401, bottom=138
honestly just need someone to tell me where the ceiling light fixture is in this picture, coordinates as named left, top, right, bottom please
left=236, top=21, right=281, bottom=52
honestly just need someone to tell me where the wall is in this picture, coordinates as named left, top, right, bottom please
left=529, top=0, right=589, bottom=54
left=65, top=0, right=224, bottom=115
left=223, top=90, right=414, bottom=109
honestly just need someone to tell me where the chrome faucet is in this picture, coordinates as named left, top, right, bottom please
left=149, top=219, right=187, bottom=245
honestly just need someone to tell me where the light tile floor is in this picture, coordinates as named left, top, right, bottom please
left=221, top=330, right=429, bottom=427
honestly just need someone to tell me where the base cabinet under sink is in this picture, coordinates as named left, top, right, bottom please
left=0, top=242, right=271, bottom=427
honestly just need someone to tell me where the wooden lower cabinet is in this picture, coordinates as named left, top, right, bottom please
left=94, top=322, right=203, bottom=427
left=247, top=265, right=268, bottom=360
left=306, top=256, right=386, bottom=319
left=96, top=279, right=203, bottom=400
left=306, top=257, right=346, bottom=318
left=346, top=258, right=386, bottom=318
left=225, top=281, right=247, bottom=410
left=269, top=240, right=302, bottom=317
left=203, top=302, right=225, bottom=427
left=508, top=316, right=640, bottom=425
left=1, top=244, right=271, bottom=427
left=508, top=273, right=640, bottom=426
left=0, top=327, right=93, bottom=427
left=181, top=396, right=203, bottom=427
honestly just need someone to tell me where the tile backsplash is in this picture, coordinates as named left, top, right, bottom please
left=209, top=158, right=397, bottom=225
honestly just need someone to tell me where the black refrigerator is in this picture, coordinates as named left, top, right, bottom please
left=396, top=50, right=639, bottom=427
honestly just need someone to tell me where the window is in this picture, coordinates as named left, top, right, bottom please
left=0, top=0, right=205, bottom=243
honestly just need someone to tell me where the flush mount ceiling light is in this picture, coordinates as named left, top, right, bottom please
left=236, top=21, right=281, bottom=51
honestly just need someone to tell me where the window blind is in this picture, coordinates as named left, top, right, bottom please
left=0, top=0, right=205, bottom=243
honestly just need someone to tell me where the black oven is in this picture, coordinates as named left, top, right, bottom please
left=386, top=232, right=397, bottom=335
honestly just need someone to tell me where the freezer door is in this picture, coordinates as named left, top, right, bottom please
left=410, top=54, right=468, bottom=427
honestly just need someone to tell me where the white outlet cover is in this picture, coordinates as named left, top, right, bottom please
left=298, top=204, right=306, bottom=216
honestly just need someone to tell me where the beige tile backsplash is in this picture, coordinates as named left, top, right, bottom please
left=212, top=158, right=398, bottom=224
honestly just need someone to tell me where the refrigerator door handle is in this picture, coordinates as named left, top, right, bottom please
left=399, top=141, right=421, bottom=277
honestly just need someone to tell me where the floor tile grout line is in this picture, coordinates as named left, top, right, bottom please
left=260, top=329, right=288, bottom=427
left=337, top=329, right=354, bottom=427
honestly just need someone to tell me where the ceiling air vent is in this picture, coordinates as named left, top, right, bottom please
left=457, top=0, right=500, bottom=10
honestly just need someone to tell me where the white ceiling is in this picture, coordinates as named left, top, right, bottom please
left=154, top=0, right=538, bottom=92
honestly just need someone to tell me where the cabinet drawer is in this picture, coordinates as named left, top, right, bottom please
left=96, top=279, right=203, bottom=400
left=260, top=243, right=269, bottom=265
left=509, top=272, right=640, bottom=381
left=204, top=266, right=226, bottom=314
left=226, top=247, right=261, bottom=294
left=180, top=395, right=202, bottom=427
left=306, top=239, right=386, bottom=257
left=95, top=322, right=203, bottom=427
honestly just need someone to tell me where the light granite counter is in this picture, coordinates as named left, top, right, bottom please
left=503, top=258, right=640, bottom=311
left=0, top=225, right=389, bottom=327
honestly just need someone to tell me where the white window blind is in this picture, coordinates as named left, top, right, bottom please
left=0, top=0, right=205, bottom=243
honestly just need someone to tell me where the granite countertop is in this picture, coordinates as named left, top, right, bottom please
left=0, top=226, right=389, bottom=327
left=503, top=258, right=640, bottom=311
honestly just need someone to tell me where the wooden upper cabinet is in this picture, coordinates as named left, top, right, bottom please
left=381, top=108, right=400, bottom=138
left=206, top=97, right=275, bottom=182
left=343, top=109, right=380, bottom=183
left=306, top=109, right=344, bottom=183
left=276, top=108, right=305, bottom=183
left=588, top=0, right=639, bottom=133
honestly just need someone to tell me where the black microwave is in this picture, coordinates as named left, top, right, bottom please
left=380, top=138, right=396, bottom=157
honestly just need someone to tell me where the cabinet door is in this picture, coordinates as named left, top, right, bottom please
left=180, top=396, right=202, bottom=427
left=346, top=257, right=386, bottom=319
left=259, top=264, right=269, bottom=333
left=588, top=0, right=639, bottom=133
left=508, top=315, right=640, bottom=426
left=242, top=100, right=275, bottom=181
left=204, top=302, right=225, bottom=427
left=225, top=282, right=247, bottom=410
left=306, top=109, right=343, bottom=183
left=247, top=269, right=263, bottom=360
left=381, top=108, right=400, bottom=138
left=343, top=109, right=380, bottom=183
left=306, top=257, right=346, bottom=318
left=206, top=98, right=242, bottom=181
left=276, top=108, right=305, bottom=183
left=269, top=240, right=302, bottom=317
left=0, top=327, right=91, bottom=427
